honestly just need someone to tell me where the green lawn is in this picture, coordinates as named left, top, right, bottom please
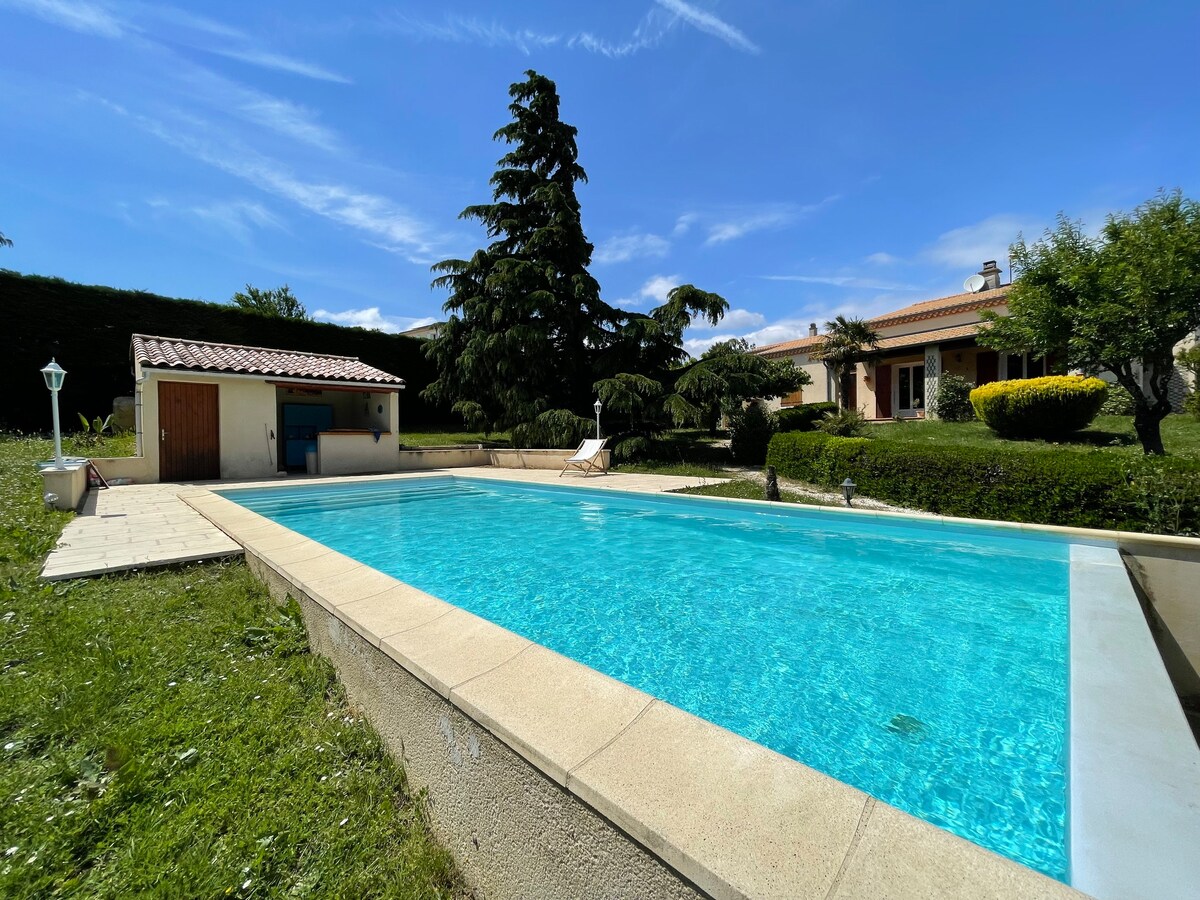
left=0, top=435, right=462, bottom=898
left=865, top=414, right=1200, bottom=458
left=676, top=478, right=842, bottom=507
left=398, top=430, right=510, bottom=448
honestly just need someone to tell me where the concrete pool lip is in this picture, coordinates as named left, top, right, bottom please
left=183, top=470, right=1200, bottom=898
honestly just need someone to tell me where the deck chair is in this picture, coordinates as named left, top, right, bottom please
left=560, top=438, right=608, bottom=477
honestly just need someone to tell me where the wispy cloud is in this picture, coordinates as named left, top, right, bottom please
left=2, top=0, right=126, bottom=37
left=206, top=46, right=351, bottom=84
left=187, top=199, right=285, bottom=243
left=100, top=101, right=445, bottom=260
left=653, top=0, right=759, bottom=54
left=593, top=232, right=670, bottom=264
left=379, top=13, right=561, bottom=54
left=638, top=273, right=683, bottom=304
left=865, top=251, right=899, bottom=265
left=759, top=274, right=923, bottom=291
left=376, top=1, right=758, bottom=58
left=704, top=207, right=796, bottom=245
left=688, top=307, right=765, bottom=331
left=313, top=307, right=437, bottom=333
left=922, top=214, right=1038, bottom=270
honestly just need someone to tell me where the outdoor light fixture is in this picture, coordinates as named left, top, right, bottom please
left=593, top=398, right=603, bottom=439
left=841, top=477, right=857, bottom=506
left=40, top=358, right=67, bottom=470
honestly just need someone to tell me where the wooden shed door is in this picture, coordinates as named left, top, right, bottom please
left=158, top=381, right=220, bottom=481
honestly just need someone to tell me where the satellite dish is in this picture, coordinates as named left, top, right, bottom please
left=963, top=273, right=987, bottom=293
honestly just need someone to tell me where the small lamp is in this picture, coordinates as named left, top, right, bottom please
left=840, top=477, right=857, bottom=507
left=593, top=398, right=602, bottom=439
left=40, top=359, right=67, bottom=470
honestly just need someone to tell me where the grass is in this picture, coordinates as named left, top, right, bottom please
left=865, top=414, right=1200, bottom=458
left=611, top=460, right=727, bottom=478
left=398, top=430, right=510, bottom=448
left=675, top=478, right=841, bottom=507
left=0, top=434, right=462, bottom=898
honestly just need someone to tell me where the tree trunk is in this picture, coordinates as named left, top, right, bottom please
left=1133, top=405, right=1166, bottom=455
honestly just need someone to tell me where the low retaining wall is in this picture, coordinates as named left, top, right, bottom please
left=488, top=448, right=611, bottom=471
left=397, top=448, right=491, bottom=470
left=90, top=455, right=155, bottom=483
left=38, top=461, right=89, bottom=510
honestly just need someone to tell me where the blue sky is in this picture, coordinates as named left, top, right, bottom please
left=3, top=1, right=1198, bottom=355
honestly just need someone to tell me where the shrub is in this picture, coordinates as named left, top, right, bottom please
left=777, top=402, right=838, bottom=433
left=612, top=435, right=652, bottom=464
left=510, top=409, right=595, bottom=449
left=815, top=408, right=866, bottom=437
left=1099, top=383, right=1137, bottom=416
left=970, top=375, right=1108, bottom=439
left=766, top=431, right=1200, bottom=535
left=1177, top=346, right=1200, bottom=420
left=933, top=374, right=976, bottom=422
left=728, top=404, right=777, bottom=466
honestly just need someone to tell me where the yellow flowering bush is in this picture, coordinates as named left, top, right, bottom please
left=970, top=375, right=1108, bottom=438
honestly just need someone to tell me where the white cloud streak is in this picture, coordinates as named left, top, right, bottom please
left=593, top=232, right=670, bottom=264
left=312, top=307, right=436, bottom=333
left=187, top=199, right=285, bottom=243
left=207, top=47, right=351, bottom=84
left=1, top=0, right=126, bottom=36
left=923, top=214, right=1039, bottom=270
left=759, top=274, right=923, bottom=291
left=653, top=0, right=759, bottom=54
left=638, top=273, right=683, bottom=303
left=379, top=13, right=561, bottom=54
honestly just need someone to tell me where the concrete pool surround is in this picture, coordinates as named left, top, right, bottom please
left=181, top=470, right=1200, bottom=900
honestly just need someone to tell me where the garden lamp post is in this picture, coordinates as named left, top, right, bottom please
left=594, top=398, right=602, bottom=439
left=841, top=477, right=857, bottom=507
left=41, top=359, right=67, bottom=470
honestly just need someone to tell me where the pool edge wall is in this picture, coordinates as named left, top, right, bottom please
left=184, top=478, right=1095, bottom=900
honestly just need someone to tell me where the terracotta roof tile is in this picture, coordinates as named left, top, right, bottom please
left=874, top=322, right=988, bottom=351
left=131, top=334, right=404, bottom=385
left=868, top=286, right=1009, bottom=327
left=754, top=334, right=824, bottom=358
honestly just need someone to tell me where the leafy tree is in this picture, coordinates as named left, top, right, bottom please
left=980, top=191, right=1200, bottom=454
left=424, top=70, right=618, bottom=433
left=1176, top=344, right=1200, bottom=420
left=810, top=315, right=880, bottom=409
left=230, top=284, right=310, bottom=320
left=424, top=71, right=807, bottom=443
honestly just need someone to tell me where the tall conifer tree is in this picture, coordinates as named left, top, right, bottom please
left=424, top=70, right=618, bottom=431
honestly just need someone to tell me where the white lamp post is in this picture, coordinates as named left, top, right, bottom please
left=41, top=359, right=67, bottom=470
left=593, top=398, right=603, bottom=439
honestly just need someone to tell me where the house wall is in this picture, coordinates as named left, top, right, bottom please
left=138, top=369, right=280, bottom=480
left=761, top=355, right=834, bottom=411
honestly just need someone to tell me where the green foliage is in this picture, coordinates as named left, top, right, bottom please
left=969, top=375, right=1107, bottom=438
left=230, top=283, right=310, bottom=320
left=423, top=72, right=799, bottom=440
left=809, top=315, right=880, bottom=409
left=0, top=435, right=462, bottom=896
left=767, top=430, right=1200, bottom=535
left=1099, top=383, right=1137, bottom=416
left=980, top=190, right=1200, bottom=454
left=777, top=401, right=839, bottom=432
left=728, top=404, right=777, bottom=465
left=932, top=373, right=976, bottom=422
left=510, top=408, right=596, bottom=449
left=674, top=478, right=841, bottom=508
left=76, top=412, right=113, bottom=434
left=815, top=407, right=866, bottom=437
left=1, top=270, right=451, bottom=432
left=1177, top=345, right=1200, bottom=420
left=0, top=230, right=12, bottom=247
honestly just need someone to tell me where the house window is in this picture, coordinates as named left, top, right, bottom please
left=1003, top=353, right=1045, bottom=380
left=895, top=362, right=925, bottom=416
left=780, top=388, right=804, bottom=408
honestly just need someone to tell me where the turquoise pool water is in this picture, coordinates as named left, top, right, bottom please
left=223, top=477, right=1070, bottom=879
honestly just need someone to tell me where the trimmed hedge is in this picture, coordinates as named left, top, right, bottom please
left=777, top=402, right=838, bottom=433
left=1, top=270, right=455, bottom=432
left=970, top=375, right=1107, bottom=439
left=767, top=431, right=1200, bottom=535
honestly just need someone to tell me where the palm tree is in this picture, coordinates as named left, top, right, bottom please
left=811, top=315, right=881, bottom=410
left=0, top=231, right=12, bottom=248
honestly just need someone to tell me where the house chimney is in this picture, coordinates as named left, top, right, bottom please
left=979, top=260, right=1003, bottom=290
left=808, top=322, right=818, bottom=337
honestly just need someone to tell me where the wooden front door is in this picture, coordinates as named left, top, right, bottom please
left=874, top=364, right=892, bottom=418
left=158, top=381, right=220, bottom=481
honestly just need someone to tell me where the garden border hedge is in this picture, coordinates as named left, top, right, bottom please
left=767, top=431, right=1200, bottom=535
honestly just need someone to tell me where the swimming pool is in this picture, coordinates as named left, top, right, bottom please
left=223, top=475, right=1071, bottom=878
